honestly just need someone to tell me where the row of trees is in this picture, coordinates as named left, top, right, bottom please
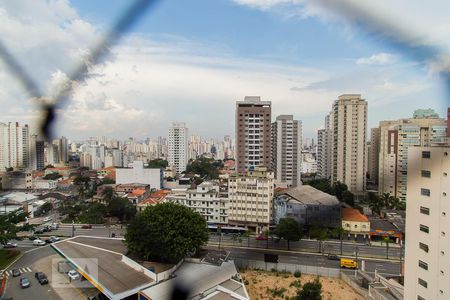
left=304, top=179, right=355, bottom=206
left=184, top=157, right=224, bottom=181
left=368, top=192, right=405, bottom=214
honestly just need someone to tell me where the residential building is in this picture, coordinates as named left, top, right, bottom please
left=317, top=113, right=333, bottom=179
left=368, top=127, right=380, bottom=185
left=137, top=190, right=170, bottom=212
left=166, top=181, right=229, bottom=224
left=0, top=122, right=30, bottom=170
left=331, top=95, right=367, bottom=194
left=378, top=110, right=447, bottom=201
left=301, top=151, right=317, bottom=174
left=168, top=122, right=188, bottom=174
left=273, top=185, right=341, bottom=228
left=116, top=161, right=162, bottom=190
left=235, top=96, right=271, bottom=173
left=404, top=145, right=450, bottom=300
left=0, top=171, right=33, bottom=190
left=341, top=208, right=370, bottom=240
left=228, top=166, right=274, bottom=232
left=271, top=115, right=302, bottom=187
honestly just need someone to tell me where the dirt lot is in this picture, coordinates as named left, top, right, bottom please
left=241, top=269, right=364, bottom=300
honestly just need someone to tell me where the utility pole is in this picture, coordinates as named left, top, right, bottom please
left=72, top=220, right=75, bottom=237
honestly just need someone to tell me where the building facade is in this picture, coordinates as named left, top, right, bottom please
left=378, top=111, right=447, bottom=201
left=228, top=166, right=274, bottom=232
left=271, top=115, right=302, bottom=187
left=235, top=96, right=272, bottom=173
left=116, top=161, right=163, bottom=190
left=317, top=113, right=333, bottom=179
left=404, top=146, right=450, bottom=300
left=331, top=94, right=367, bottom=194
left=368, top=127, right=380, bottom=185
left=0, top=122, right=30, bottom=171
left=168, top=122, right=188, bottom=174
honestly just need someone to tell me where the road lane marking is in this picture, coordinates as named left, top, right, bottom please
left=26, top=267, right=32, bottom=272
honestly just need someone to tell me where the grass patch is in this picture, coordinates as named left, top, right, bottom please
left=0, top=249, right=21, bottom=269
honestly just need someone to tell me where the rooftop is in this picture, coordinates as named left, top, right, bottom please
left=341, top=208, right=369, bottom=222
left=279, top=185, right=339, bottom=206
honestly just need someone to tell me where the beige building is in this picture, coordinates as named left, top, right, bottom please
left=235, top=96, right=272, bottom=173
left=228, top=166, right=274, bottom=233
left=341, top=208, right=370, bottom=240
left=317, top=113, right=332, bottom=179
left=331, top=94, right=367, bottom=194
left=378, top=111, right=447, bottom=201
left=404, top=145, right=450, bottom=300
left=368, top=127, right=380, bottom=185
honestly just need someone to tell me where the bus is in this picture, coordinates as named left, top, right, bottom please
left=208, top=225, right=248, bottom=235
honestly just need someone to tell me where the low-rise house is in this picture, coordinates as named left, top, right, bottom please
left=33, top=179, right=58, bottom=190
left=341, top=208, right=370, bottom=241
left=137, top=190, right=170, bottom=212
left=273, top=185, right=341, bottom=228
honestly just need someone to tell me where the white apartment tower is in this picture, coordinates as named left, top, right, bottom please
left=317, top=113, right=333, bottom=179
left=0, top=122, right=30, bottom=170
left=331, top=94, right=367, bottom=194
left=378, top=110, right=447, bottom=201
left=271, top=115, right=302, bottom=187
left=404, top=145, right=450, bottom=300
left=168, top=122, right=188, bottom=174
left=228, top=166, right=274, bottom=233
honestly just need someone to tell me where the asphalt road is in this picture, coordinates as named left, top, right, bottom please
left=209, top=234, right=403, bottom=260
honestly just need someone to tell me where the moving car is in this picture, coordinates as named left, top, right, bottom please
left=49, top=236, right=60, bottom=242
left=68, top=270, right=80, bottom=280
left=81, top=224, right=92, bottom=229
left=256, top=235, right=268, bottom=241
left=12, top=269, right=21, bottom=277
left=33, top=239, right=46, bottom=246
left=34, top=229, right=43, bottom=234
left=340, top=258, right=358, bottom=269
left=3, top=242, right=18, bottom=248
left=20, top=277, right=31, bottom=288
left=35, top=272, right=49, bottom=285
left=51, top=223, right=59, bottom=230
left=327, top=254, right=340, bottom=261
left=29, top=236, right=38, bottom=241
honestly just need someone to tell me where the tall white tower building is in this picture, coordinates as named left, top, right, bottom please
left=168, top=122, right=188, bottom=174
left=331, top=94, right=367, bottom=194
left=271, top=115, right=302, bottom=187
left=0, top=122, right=30, bottom=170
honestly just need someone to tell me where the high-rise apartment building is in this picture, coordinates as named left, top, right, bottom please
left=368, top=128, right=380, bottom=185
left=404, top=145, right=450, bottom=300
left=228, top=166, right=274, bottom=233
left=168, top=122, right=188, bottom=174
left=271, top=115, right=302, bottom=187
left=331, top=94, right=367, bottom=194
left=378, top=110, right=447, bottom=201
left=235, top=96, right=272, bottom=173
left=317, top=113, right=332, bottom=179
left=0, top=122, right=30, bottom=170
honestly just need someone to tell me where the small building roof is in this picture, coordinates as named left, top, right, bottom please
left=279, top=185, right=339, bottom=206
left=341, top=208, right=369, bottom=222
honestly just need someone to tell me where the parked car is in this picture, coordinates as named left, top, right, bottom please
left=68, top=270, right=80, bottom=281
left=327, top=254, right=340, bottom=261
left=49, top=236, right=60, bottom=242
left=51, top=223, right=59, bottom=230
left=45, top=239, right=53, bottom=244
left=29, top=236, right=38, bottom=241
left=81, top=224, right=92, bottom=229
left=43, top=216, right=52, bottom=222
left=12, top=269, right=21, bottom=277
left=35, top=272, right=49, bottom=285
left=256, top=235, right=268, bottom=241
left=20, top=277, right=31, bottom=288
left=3, top=242, right=18, bottom=248
left=33, top=239, right=46, bottom=246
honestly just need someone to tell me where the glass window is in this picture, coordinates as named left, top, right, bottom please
left=418, top=278, right=428, bottom=288
left=421, top=188, right=431, bottom=196
left=421, top=170, right=431, bottom=178
left=419, top=242, right=429, bottom=253
left=422, top=151, right=431, bottom=158
left=420, top=224, right=429, bottom=233
left=418, top=260, right=428, bottom=270
left=420, top=206, right=430, bottom=215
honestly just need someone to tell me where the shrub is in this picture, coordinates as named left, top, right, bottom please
left=294, top=271, right=301, bottom=278
left=290, top=280, right=302, bottom=288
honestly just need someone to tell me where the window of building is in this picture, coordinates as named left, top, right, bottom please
left=420, top=224, right=429, bottom=233
left=420, top=206, right=430, bottom=215
left=419, top=242, right=429, bottom=253
left=417, top=296, right=425, bottom=300
left=418, top=260, right=428, bottom=270
left=421, top=170, right=431, bottom=178
left=418, top=278, right=428, bottom=288
left=422, top=151, right=431, bottom=158
left=421, top=188, right=431, bottom=197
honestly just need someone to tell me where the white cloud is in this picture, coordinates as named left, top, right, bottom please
left=356, top=53, right=396, bottom=65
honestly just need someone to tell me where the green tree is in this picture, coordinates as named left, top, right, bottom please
left=101, top=186, right=115, bottom=203
left=43, top=173, right=62, bottom=180
left=107, top=197, right=136, bottom=221
left=332, top=181, right=348, bottom=201
left=332, top=226, right=348, bottom=255
left=274, top=218, right=302, bottom=251
left=304, top=179, right=334, bottom=195
left=310, top=226, right=329, bottom=253
left=185, top=157, right=223, bottom=179
left=102, top=178, right=115, bottom=184
left=146, top=159, right=168, bottom=169
left=342, top=190, right=355, bottom=206
left=78, top=203, right=107, bottom=224
left=296, top=277, right=322, bottom=300
left=0, top=209, right=31, bottom=244
left=34, top=202, right=53, bottom=217
left=125, top=202, right=209, bottom=263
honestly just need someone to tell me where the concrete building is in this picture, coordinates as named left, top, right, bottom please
left=0, top=171, right=32, bottom=190
left=341, top=208, right=370, bottom=240
left=331, top=95, right=367, bottom=194
left=0, top=122, right=30, bottom=171
left=317, top=113, right=333, bottom=179
left=368, top=127, right=380, bottom=185
left=404, top=145, right=450, bottom=300
left=116, top=161, right=162, bottom=190
left=235, top=96, right=271, bottom=173
left=273, top=185, right=341, bottom=228
left=378, top=110, right=447, bottom=201
left=271, top=115, right=302, bottom=187
left=168, top=122, right=188, bottom=174
left=301, top=151, right=317, bottom=174
left=166, top=181, right=229, bottom=224
left=228, top=166, right=274, bottom=232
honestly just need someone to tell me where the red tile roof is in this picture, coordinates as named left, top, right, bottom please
left=342, top=208, right=369, bottom=222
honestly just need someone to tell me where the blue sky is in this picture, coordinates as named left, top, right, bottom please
left=0, top=0, right=448, bottom=140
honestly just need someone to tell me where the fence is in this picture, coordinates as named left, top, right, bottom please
left=233, top=258, right=341, bottom=278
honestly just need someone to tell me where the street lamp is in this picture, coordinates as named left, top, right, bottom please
left=354, top=246, right=359, bottom=277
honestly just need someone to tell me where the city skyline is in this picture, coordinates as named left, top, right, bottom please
left=1, top=1, right=448, bottom=140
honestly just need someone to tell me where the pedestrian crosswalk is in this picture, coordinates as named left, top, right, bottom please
left=0, top=267, right=33, bottom=278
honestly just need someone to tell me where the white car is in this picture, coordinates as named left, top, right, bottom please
left=33, top=239, right=46, bottom=246
left=68, top=270, right=80, bottom=281
left=43, top=216, right=52, bottom=222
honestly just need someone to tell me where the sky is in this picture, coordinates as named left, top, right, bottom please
left=0, top=0, right=449, bottom=141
